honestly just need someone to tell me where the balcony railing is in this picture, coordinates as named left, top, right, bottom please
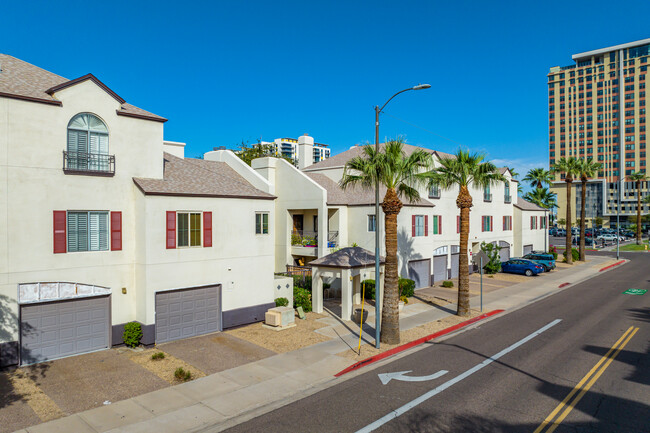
left=483, top=193, right=492, bottom=202
left=290, top=230, right=339, bottom=248
left=63, top=151, right=115, bottom=176
left=504, top=195, right=512, bottom=203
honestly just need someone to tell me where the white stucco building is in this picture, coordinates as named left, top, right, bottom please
left=0, top=54, right=278, bottom=367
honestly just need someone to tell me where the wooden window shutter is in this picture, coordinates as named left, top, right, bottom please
left=424, top=215, right=428, bottom=236
left=53, top=211, right=67, bottom=253
left=412, top=215, right=416, bottom=237
left=438, top=215, right=442, bottom=235
left=111, top=211, right=122, bottom=251
left=166, top=211, right=176, bottom=249
left=203, top=212, right=212, bottom=247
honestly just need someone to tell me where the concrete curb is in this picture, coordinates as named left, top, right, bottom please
left=333, top=309, right=504, bottom=377
left=599, top=259, right=626, bottom=272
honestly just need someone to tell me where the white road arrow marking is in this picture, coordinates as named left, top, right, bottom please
left=378, top=369, right=448, bottom=385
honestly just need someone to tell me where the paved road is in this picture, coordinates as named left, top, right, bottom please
left=220, top=252, right=649, bottom=433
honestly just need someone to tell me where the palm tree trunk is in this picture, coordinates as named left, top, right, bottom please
left=579, top=179, right=587, bottom=261
left=380, top=187, right=403, bottom=344
left=565, top=179, right=573, bottom=264
left=457, top=185, right=473, bottom=317
left=636, top=179, right=641, bottom=245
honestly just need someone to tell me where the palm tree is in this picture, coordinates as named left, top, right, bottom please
left=523, top=168, right=554, bottom=189
left=576, top=158, right=602, bottom=261
left=424, top=150, right=505, bottom=317
left=551, top=157, right=582, bottom=264
left=340, top=139, right=432, bottom=344
left=523, top=187, right=557, bottom=210
left=628, top=171, right=648, bottom=245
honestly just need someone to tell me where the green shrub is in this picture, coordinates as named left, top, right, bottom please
left=362, top=279, right=375, bottom=300
left=548, top=246, right=558, bottom=260
left=398, top=278, right=415, bottom=298
left=274, top=297, right=289, bottom=307
left=563, top=247, right=579, bottom=262
left=123, top=322, right=143, bottom=348
left=151, top=352, right=165, bottom=360
left=442, top=280, right=454, bottom=288
left=174, top=367, right=192, bottom=381
left=293, top=286, right=312, bottom=312
left=480, top=241, right=502, bottom=274
left=292, top=275, right=312, bottom=291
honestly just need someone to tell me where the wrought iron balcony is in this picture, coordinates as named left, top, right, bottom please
left=290, top=230, right=339, bottom=248
left=483, top=193, right=492, bottom=202
left=63, top=151, right=115, bottom=176
left=504, top=195, right=512, bottom=203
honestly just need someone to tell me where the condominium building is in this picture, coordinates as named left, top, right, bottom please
left=266, top=136, right=330, bottom=165
left=548, top=38, right=650, bottom=228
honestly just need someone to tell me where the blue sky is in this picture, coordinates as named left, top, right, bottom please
left=4, top=1, right=650, bottom=184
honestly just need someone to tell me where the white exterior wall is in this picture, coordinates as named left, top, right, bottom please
left=136, top=195, right=275, bottom=325
left=513, top=208, right=548, bottom=256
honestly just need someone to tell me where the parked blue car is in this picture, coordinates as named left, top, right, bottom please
left=501, top=259, right=544, bottom=276
left=522, top=253, right=556, bottom=272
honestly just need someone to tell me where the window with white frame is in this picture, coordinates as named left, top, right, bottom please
left=531, top=216, right=538, bottom=229
left=178, top=212, right=202, bottom=247
left=428, top=184, right=441, bottom=198
left=67, top=113, right=110, bottom=171
left=256, top=212, right=269, bottom=234
left=503, top=215, right=512, bottom=231
left=540, top=216, right=547, bottom=229
left=368, top=214, right=376, bottom=232
left=68, top=211, right=109, bottom=252
left=414, top=215, right=425, bottom=236
left=482, top=216, right=493, bottom=232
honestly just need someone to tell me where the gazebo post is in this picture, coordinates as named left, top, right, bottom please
left=341, top=268, right=352, bottom=320
left=312, top=266, right=323, bottom=314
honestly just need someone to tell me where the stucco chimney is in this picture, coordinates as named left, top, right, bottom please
left=297, top=133, right=314, bottom=169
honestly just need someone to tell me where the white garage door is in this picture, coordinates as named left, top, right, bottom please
left=20, top=296, right=110, bottom=366
left=450, top=253, right=460, bottom=279
left=499, top=241, right=510, bottom=262
left=408, top=259, right=430, bottom=289
left=155, top=285, right=222, bottom=343
left=523, top=244, right=534, bottom=255
left=433, top=255, right=448, bottom=283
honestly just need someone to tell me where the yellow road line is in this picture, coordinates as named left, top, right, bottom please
left=533, top=326, right=638, bottom=433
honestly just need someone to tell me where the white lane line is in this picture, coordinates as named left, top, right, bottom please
left=356, top=319, right=562, bottom=433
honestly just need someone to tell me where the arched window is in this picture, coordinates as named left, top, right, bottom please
left=67, top=113, right=109, bottom=171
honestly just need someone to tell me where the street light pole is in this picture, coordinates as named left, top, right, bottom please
left=373, top=83, right=430, bottom=349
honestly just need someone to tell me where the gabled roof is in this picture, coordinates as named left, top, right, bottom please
left=310, top=247, right=385, bottom=269
left=0, top=54, right=166, bottom=122
left=133, top=153, right=276, bottom=200
left=514, top=197, right=546, bottom=211
left=305, top=172, right=434, bottom=207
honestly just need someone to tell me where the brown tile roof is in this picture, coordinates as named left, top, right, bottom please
left=134, top=153, right=276, bottom=200
left=310, top=247, right=385, bottom=269
left=0, top=54, right=166, bottom=121
left=302, top=143, right=455, bottom=172
left=305, top=172, right=434, bottom=207
left=514, top=197, right=546, bottom=211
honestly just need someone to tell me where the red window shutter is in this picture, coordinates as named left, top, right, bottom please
left=412, top=215, right=416, bottom=237
left=53, top=211, right=66, bottom=254
left=203, top=211, right=212, bottom=247
left=424, top=215, right=428, bottom=236
left=166, top=211, right=176, bottom=249
left=111, top=211, right=122, bottom=251
left=438, top=215, right=442, bottom=235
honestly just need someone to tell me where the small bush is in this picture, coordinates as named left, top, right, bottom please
left=174, top=367, right=192, bottom=381
left=292, top=275, right=312, bottom=291
left=274, top=297, right=289, bottom=307
left=293, top=286, right=312, bottom=312
left=151, top=352, right=165, bottom=360
left=400, top=295, right=409, bottom=304
left=480, top=241, right=502, bottom=274
left=548, top=246, right=558, bottom=260
left=442, top=280, right=454, bottom=288
left=398, top=278, right=415, bottom=298
left=123, top=322, right=143, bottom=348
left=362, top=280, right=376, bottom=300
left=563, top=247, right=579, bottom=262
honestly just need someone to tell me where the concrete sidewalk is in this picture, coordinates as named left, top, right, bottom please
left=14, top=255, right=619, bottom=433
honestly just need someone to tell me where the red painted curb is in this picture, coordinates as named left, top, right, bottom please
left=599, top=260, right=625, bottom=272
left=334, top=309, right=505, bottom=377
left=558, top=282, right=570, bottom=288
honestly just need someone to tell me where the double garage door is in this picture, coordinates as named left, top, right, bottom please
left=20, top=296, right=110, bottom=366
left=155, top=285, right=222, bottom=343
left=408, top=259, right=431, bottom=289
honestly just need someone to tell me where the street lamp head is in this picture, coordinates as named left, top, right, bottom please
left=412, top=84, right=431, bottom=90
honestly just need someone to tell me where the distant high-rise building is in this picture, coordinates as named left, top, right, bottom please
left=263, top=135, right=330, bottom=166
left=548, top=38, right=650, bottom=229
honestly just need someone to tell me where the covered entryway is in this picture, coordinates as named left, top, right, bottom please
left=408, top=258, right=431, bottom=289
left=155, top=285, right=222, bottom=343
left=499, top=241, right=510, bottom=262
left=433, top=254, right=448, bottom=283
left=20, top=296, right=110, bottom=366
left=523, top=244, right=534, bottom=255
